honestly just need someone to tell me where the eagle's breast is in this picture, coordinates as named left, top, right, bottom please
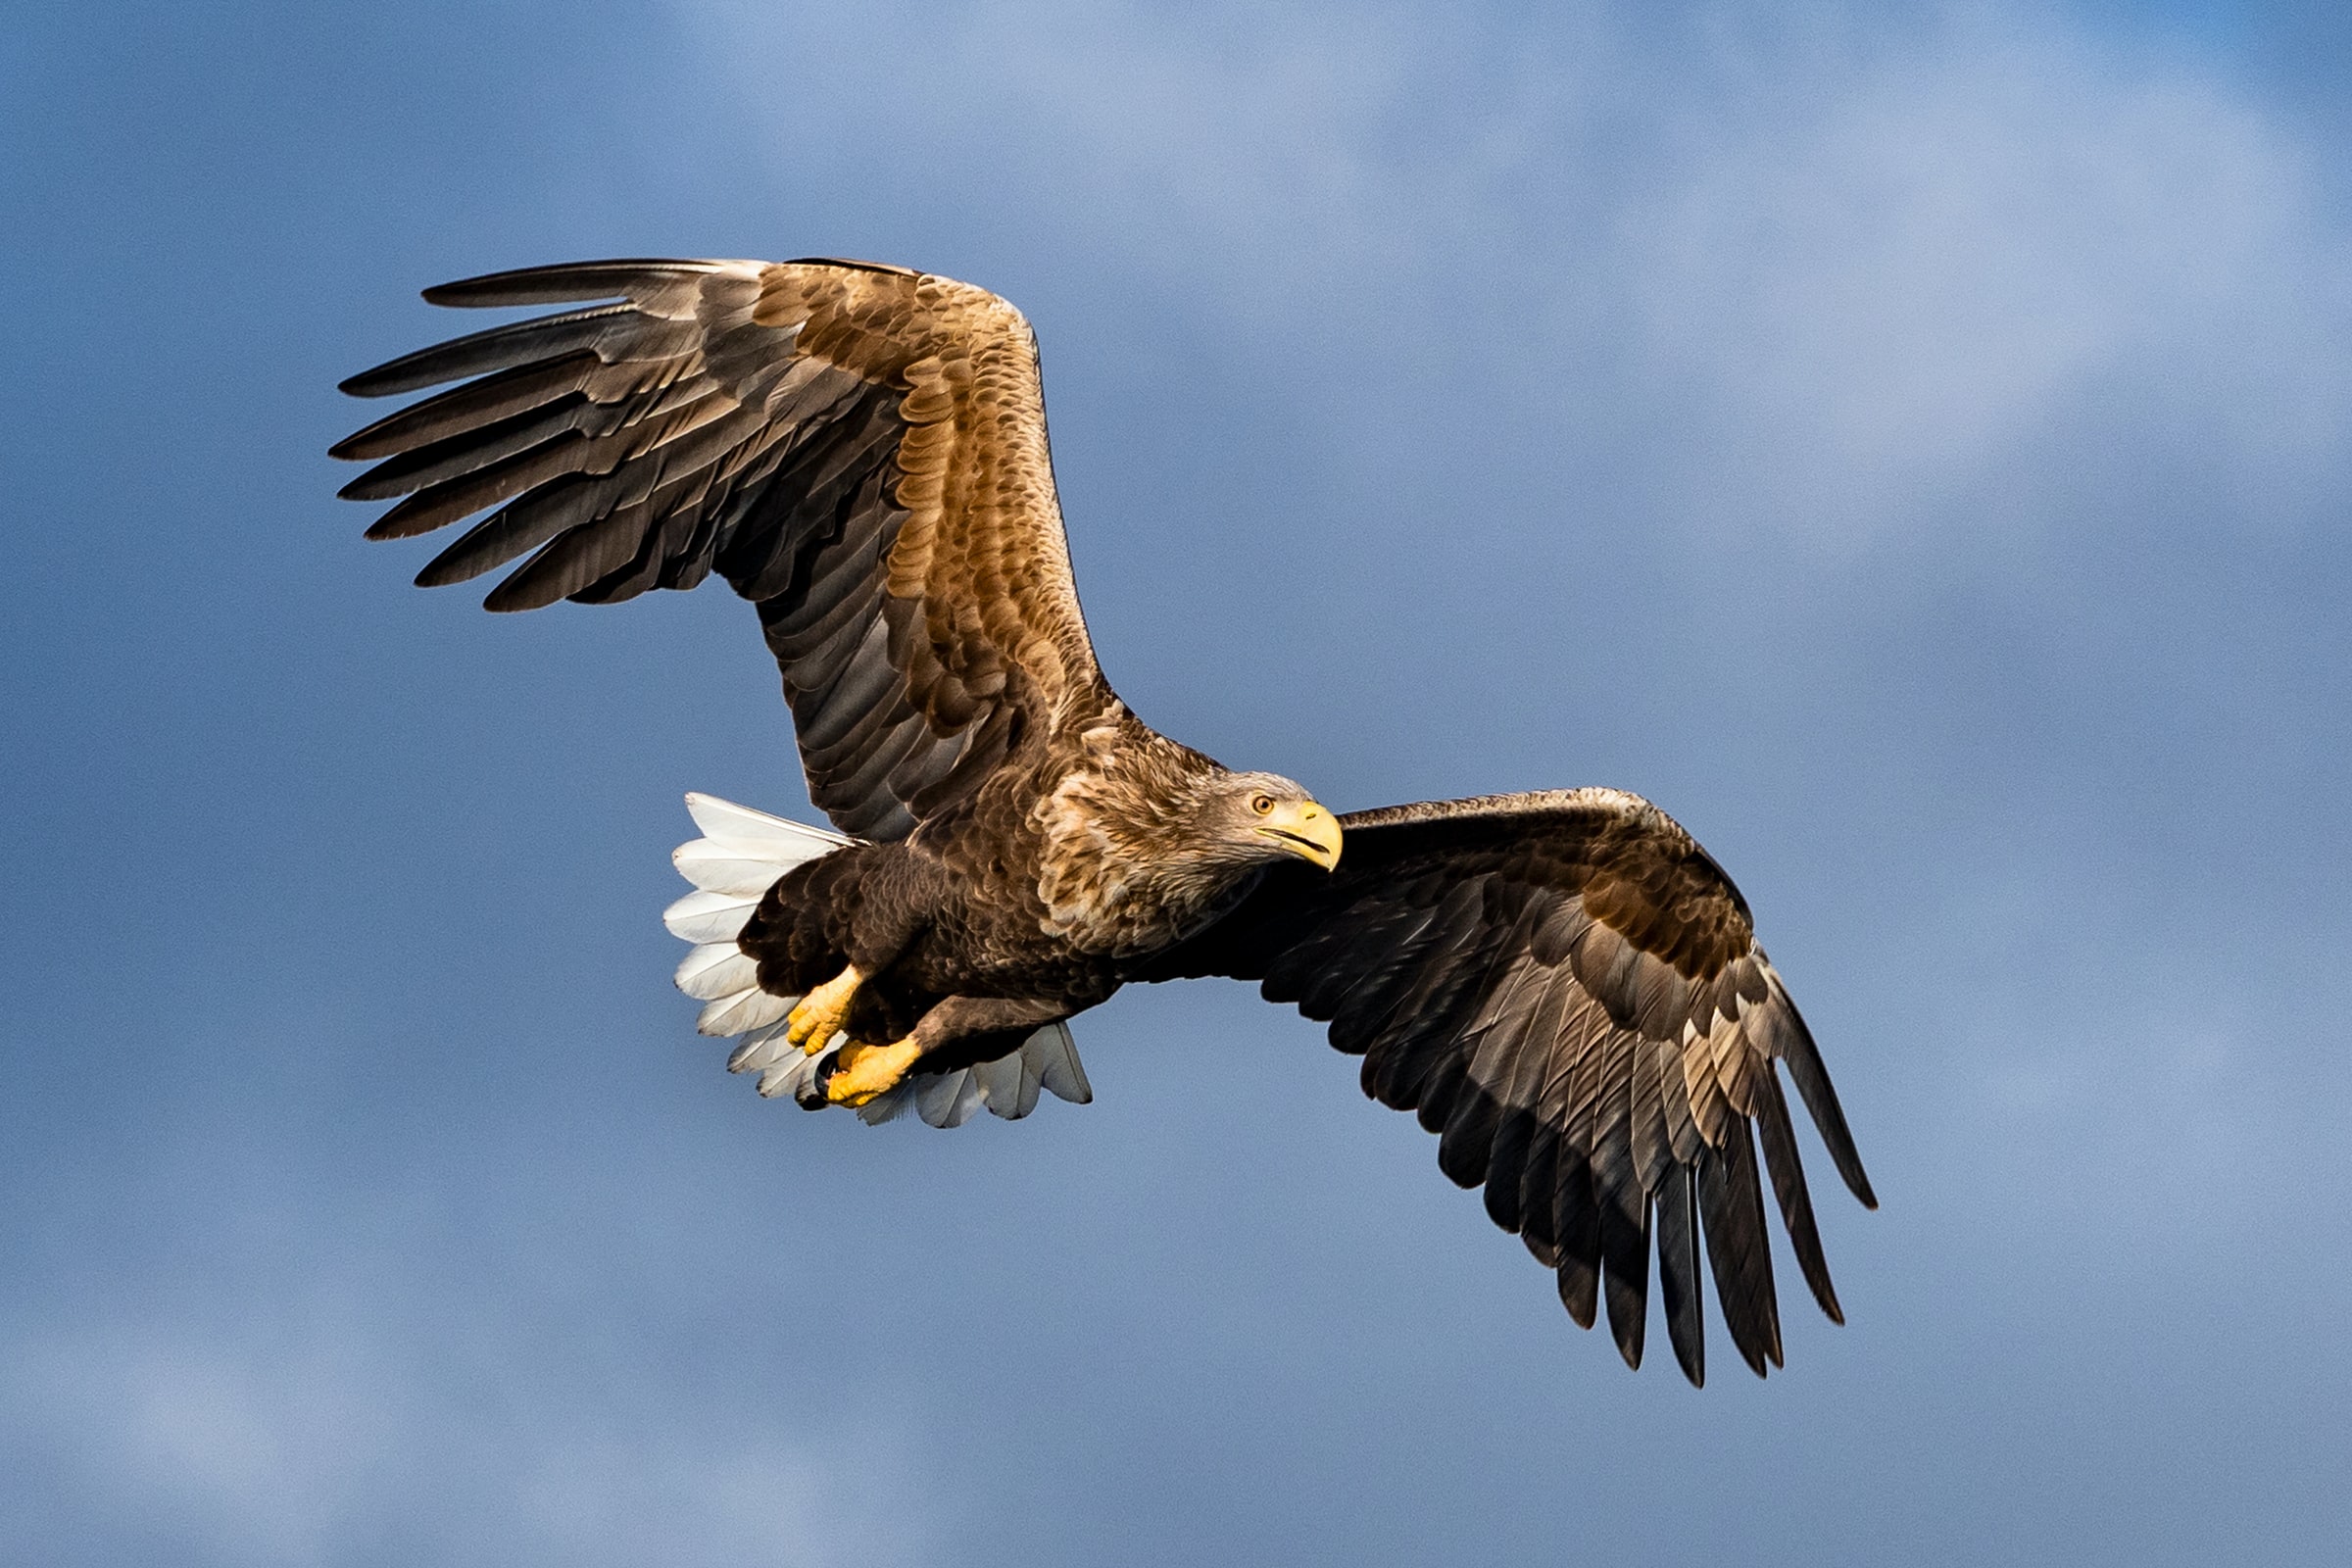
left=1029, top=717, right=1251, bottom=958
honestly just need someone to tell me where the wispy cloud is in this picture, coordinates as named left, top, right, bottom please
left=682, top=0, right=2352, bottom=552
left=1612, top=18, right=2352, bottom=546
left=6, top=1253, right=935, bottom=1567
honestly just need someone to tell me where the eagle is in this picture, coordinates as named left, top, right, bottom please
left=333, top=257, right=1876, bottom=1386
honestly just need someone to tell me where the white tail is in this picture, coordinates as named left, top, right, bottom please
left=665, top=793, right=1092, bottom=1127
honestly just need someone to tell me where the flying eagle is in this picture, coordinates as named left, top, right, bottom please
left=333, top=257, right=1876, bottom=1385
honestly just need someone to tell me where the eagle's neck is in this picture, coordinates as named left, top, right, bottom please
left=1030, top=715, right=1259, bottom=957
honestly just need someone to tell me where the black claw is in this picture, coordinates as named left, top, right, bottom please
left=796, top=1050, right=841, bottom=1110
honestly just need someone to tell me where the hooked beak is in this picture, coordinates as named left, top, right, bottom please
left=1256, top=800, right=1343, bottom=871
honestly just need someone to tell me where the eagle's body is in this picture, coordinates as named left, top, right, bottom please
left=335, top=256, right=1877, bottom=1386
left=736, top=710, right=1270, bottom=1070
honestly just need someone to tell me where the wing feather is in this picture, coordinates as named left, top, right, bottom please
left=1479, top=963, right=1572, bottom=1237
left=1553, top=1152, right=1603, bottom=1330
left=1654, top=1162, right=1706, bottom=1386
left=337, top=302, right=652, bottom=398
left=1752, top=1062, right=1843, bottom=1322
left=1699, top=1122, right=1783, bottom=1375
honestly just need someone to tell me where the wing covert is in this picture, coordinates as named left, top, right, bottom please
left=334, top=257, right=1112, bottom=839
left=1146, top=788, right=1876, bottom=1386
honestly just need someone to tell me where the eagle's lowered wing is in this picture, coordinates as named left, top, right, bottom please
left=334, top=258, right=1111, bottom=841
left=1143, top=789, right=1876, bottom=1386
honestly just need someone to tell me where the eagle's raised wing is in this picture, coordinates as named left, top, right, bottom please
left=333, top=258, right=1110, bottom=840
left=1143, top=790, right=1876, bottom=1386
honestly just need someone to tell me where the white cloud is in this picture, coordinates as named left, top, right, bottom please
left=676, top=0, right=2352, bottom=552
left=1615, top=20, right=2352, bottom=545
left=5, top=1276, right=936, bottom=1568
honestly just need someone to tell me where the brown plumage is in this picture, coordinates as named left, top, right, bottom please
left=335, top=257, right=1876, bottom=1385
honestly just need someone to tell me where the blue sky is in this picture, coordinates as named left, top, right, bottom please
left=4, top=2, right=2349, bottom=1563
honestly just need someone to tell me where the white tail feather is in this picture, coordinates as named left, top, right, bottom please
left=856, top=1090, right=911, bottom=1125
left=672, top=841, right=804, bottom=897
left=668, top=793, right=845, bottom=1049
left=751, top=1031, right=849, bottom=1100
left=663, top=889, right=764, bottom=943
left=758, top=1052, right=820, bottom=1100
left=666, top=793, right=1093, bottom=1128
left=674, top=945, right=760, bottom=1001
left=696, top=987, right=791, bottom=1037
left=726, top=1020, right=796, bottom=1076
left=905, top=1022, right=1091, bottom=1129
left=969, top=1051, right=1031, bottom=1118
left=686, top=793, right=849, bottom=858
left=1028, top=1022, right=1092, bottom=1104
left=917, top=1069, right=986, bottom=1129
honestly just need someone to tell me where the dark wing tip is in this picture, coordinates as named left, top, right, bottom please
left=479, top=587, right=551, bottom=613
left=1828, top=1121, right=1880, bottom=1210
left=335, top=302, right=635, bottom=402
left=420, top=258, right=717, bottom=308
left=413, top=553, right=486, bottom=592
left=1610, top=1310, right=1645, bottom=1371
left=1755, top=967, right=1879, bottom=1210
left=1656, top=1164, right=1706, bottom=1387
left=365, top=506, right=447, bottom=542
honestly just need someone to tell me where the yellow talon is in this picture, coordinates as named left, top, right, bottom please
left=786, top=964, right=863, bottom=1054
left=824, top=1038, right=925, bottom=1107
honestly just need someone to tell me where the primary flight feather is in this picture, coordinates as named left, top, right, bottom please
left=335, top=256, right=1875, bottom=1386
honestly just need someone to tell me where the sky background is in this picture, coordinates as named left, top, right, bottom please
left=5, top=2, right=2350, bottom=1563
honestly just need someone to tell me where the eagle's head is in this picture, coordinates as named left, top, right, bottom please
left=1189, top=770, right=1343, bottom=872
left=1033, top=735, right=1343, bottom=956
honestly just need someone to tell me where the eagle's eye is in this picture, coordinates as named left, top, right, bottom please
left=1250, top=793, right=1275, bottom=815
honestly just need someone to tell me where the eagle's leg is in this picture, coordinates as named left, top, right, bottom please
left=808, top=995, right=1077, bottom=1109
left=816, top=1038, right=927, bottom=1107
left=785, top=964, right=863, bottom=1054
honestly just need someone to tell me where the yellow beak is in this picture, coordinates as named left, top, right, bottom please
left=1256, top=800, right=1343, bottom=871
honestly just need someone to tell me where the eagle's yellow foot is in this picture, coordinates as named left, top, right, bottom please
left=818, top=1038, right=925, bottom=1107
left=786, top=964, right=863, bottom=1054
